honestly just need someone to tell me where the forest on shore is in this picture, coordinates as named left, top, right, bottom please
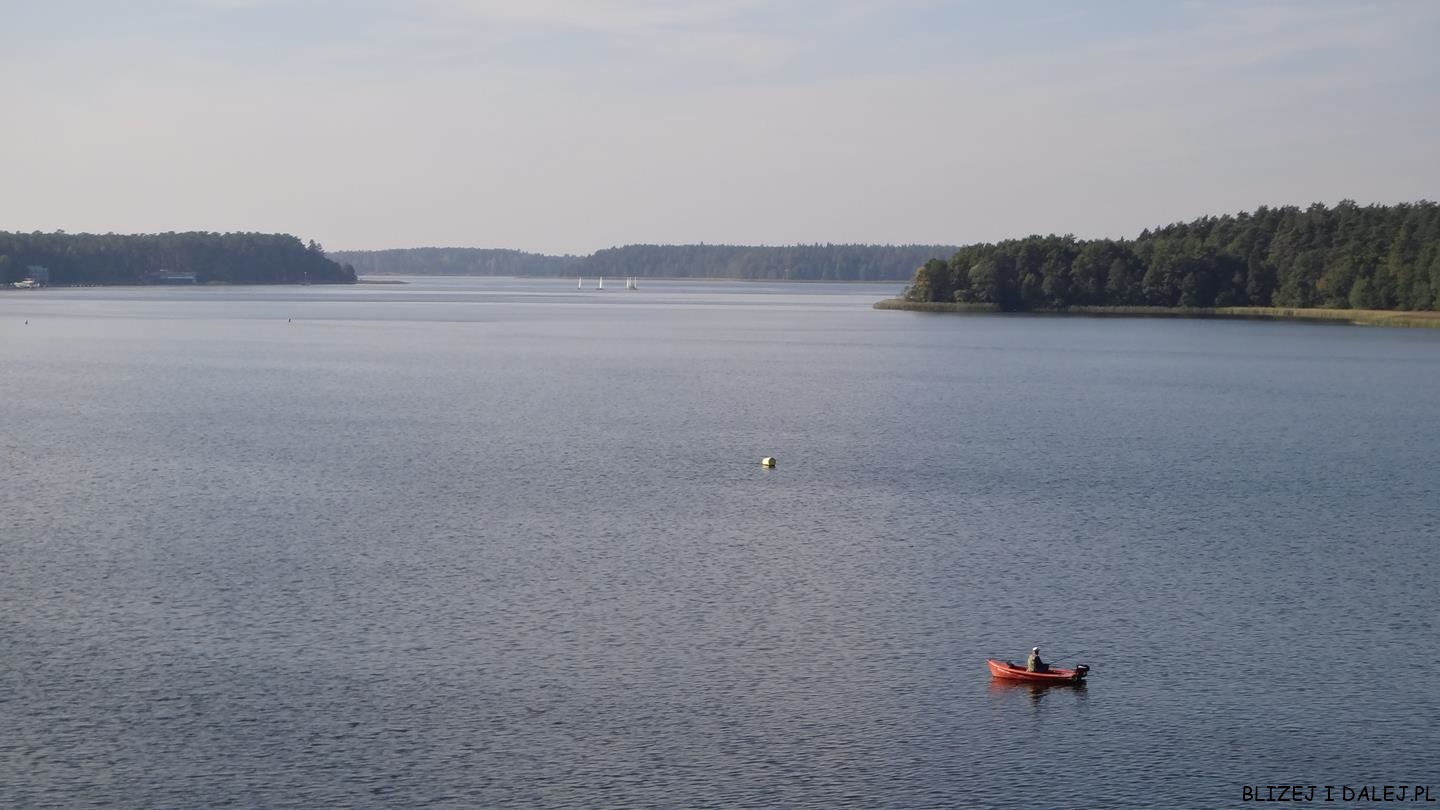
left=0, top=231, right=357, bottom=285
left=902, top=201, right=1440, bottom=311
left=328, top=247, right=579, bottom=277
left=329, top=243, right=956, bottom=282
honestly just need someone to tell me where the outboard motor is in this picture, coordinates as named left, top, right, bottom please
left=1073, top=664, right=1090, bottom=684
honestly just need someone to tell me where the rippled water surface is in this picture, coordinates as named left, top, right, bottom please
left=2, top=277, right=1437, bottom=808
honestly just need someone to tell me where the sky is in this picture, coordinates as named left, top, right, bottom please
left=3, top=0, right=1438, bottom=255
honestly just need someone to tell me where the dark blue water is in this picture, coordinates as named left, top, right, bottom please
left=2, top=278, right=1437, bottom=808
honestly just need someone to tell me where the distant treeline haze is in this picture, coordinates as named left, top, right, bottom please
left=0, top=231, right=357, bottom=285
left=328, top=244, right=960, bottom=282
left=905, top=201, right=1440, bottom=311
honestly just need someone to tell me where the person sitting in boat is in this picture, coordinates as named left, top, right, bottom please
left=1026, top=646, right=1049, bottom=673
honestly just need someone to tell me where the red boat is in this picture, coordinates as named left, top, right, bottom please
left=986, top=658, right=1090, bottom=685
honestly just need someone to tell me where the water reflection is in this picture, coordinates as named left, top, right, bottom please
left=988, top=678, right=1089, bottom=713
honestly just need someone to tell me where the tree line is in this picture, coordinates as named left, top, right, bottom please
left=583, top=244, right=958, bottom=281
left=903, top=201, right=1440, bottom=311
left=0, top=231, right=357, bottom=285
left=328, top=243, right=957, bottom=282
left=328, top=247, right=581, bottom=277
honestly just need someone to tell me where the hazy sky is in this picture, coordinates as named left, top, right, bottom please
left=4, top=0, right=1438, bottom=254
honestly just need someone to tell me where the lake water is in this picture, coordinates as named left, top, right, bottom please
left=2, top=277, right=1437, bottom=808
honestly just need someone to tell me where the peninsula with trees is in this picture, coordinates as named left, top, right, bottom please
left=882, top=201, right=1440, bottom=327
left=0, top=231, right=357, bottom=286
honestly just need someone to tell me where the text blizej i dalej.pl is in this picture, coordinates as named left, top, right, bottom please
left=1243, top=785, right=1433, bottom=802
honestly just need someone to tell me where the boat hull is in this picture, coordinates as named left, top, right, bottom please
left=986, top=658, right=1088, bottom=685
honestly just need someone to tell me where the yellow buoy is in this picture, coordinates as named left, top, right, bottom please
left=761, top=456, right=776, bottom=468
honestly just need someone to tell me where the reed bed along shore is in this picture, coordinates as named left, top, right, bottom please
left=873, top=299, right=1440, bottom=329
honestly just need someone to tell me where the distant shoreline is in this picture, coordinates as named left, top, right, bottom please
left=330, top=244, right=949, bottom=282
left=873, top=299, right=1440, bottom=329
left=2, top=280, right=354, bottom=290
